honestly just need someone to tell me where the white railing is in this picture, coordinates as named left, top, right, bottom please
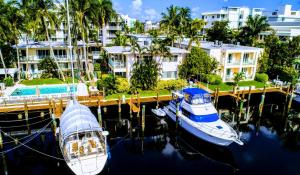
left=108, top=59, right=126, bottom=69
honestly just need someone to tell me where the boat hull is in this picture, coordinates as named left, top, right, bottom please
left=67, top=154, right=108, bottom=175
left=164, top=108, right=234, bottom=146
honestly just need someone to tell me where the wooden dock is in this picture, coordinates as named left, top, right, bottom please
left=0, top=86, right=290, bottom=118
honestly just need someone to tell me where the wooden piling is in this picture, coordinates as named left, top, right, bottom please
left=129, top=95, right=133, bottom=119
left=118, top=95, right=122, bottom=122
left=215, top=88, right=220, bottom=109
left=259, top=86, right=266, bottom=117
left=142, top=105, right=145, bottom=133
left=176, top=102, right=180, bottom=129
left=287, top=86, right=294, bottom=114
left=97, top=97, right=102, bottom=128
left=0, top=128, right=3, bottom=150
left=156, top=91, right=159, bottom=109
left=246, top=86, right=252, bottom=120
left=24, top=101, right=31, bottom=135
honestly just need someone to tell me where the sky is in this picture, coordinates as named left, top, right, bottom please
left=112, top=0, right=300, bottom=21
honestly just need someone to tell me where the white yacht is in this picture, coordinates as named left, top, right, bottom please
left=163, top=87, right=243, bottom=146
left=59, top=100, right=109, bottom=175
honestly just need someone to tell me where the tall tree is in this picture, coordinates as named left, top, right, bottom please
left=29, top=0, right=66, bottom=81
left=239, top=15, right=270, bottom=46
left=160, top=5, right=180, bottom=46
left=178, top=47, right=217, bottom=79
left=206, top=21, right=231, bottom=42
left=186, top=18, right=205, bottom=50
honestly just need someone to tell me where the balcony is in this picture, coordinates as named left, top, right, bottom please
left=91, top=51, right=101, bottom=59
left=225, top=75, right=234, bottom=82
left=226, top=60, right=240, bottom=66
left=242, top=60, right=255, bottom=65
left=108, top=59, right=126, bottom=70
left=20, top=56, right=40, bottom=62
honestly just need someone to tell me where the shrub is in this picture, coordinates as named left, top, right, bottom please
left=157, top=79, right=187, bottom=90
left=97, top=74, right=116, bottom=95
left=116, top=78, right=130, bottom=93
left=202, top=74, right=222, bottom=85
left=95, top=71, right=101, bottom=79
left=4, top=77, right=14, bottom=86
left=94, top=63, right=101, bottom=71
left=255, top=73, right=269, bottom=83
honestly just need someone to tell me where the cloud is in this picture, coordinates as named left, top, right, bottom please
left=113, top=2, right=123, bottom=13
left=131, top=0, right=143, bottom=15
left=143, top=8, right=160, bottom=21
left=191, top=7, right=200, bottom=18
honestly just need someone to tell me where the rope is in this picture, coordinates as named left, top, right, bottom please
left=0, top=120, right=53, bottom=155
left=0, top=126, right=64, bottom=161
left=0, top=112, right=50, bottom=123
left=0, top=118, right=52, bottom=129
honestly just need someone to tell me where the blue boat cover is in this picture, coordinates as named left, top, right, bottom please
left=189, top=113, right=219, bottom=122
left=183, top=88, right=209, bottom=96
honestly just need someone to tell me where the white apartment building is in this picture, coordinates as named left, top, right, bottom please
left=13, top=41, right=101, bottom=78
left=260, top=4, right=300, bottom=39
left=175, top=40, right=263, bottom=82
left=201, top=7, right=264, bottom=30
left=121, top=14, right=136, bottom=28
left=144, top=20, right=160, bottom=32
left=104, top=35, right=188, bottom=80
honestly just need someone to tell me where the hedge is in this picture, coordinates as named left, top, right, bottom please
left=255, top=73, right=269, bottom=83
left=157, top=79, right=187, bottom=90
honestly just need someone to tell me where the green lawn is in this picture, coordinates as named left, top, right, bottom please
left=20, top=77, right=79, bottom=85
left=106, top=89, right=171, bottom=99
left=200, top=80, right=268, bottom=91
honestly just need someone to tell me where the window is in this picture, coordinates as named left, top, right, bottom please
left=243, top=53, right=249, bottom=63
left=242, top=68, right=247, bottom=73
left=226, top=69, right=231, bottom=76
left=227, top=54, right=232, bottom=63
left=162, top=71, right=177, bottom=79
left=54, top=50, right=66, bottom=58
left=212, top=15, right=215, bottom=19
left=221, top=14, right=225, bottom=18
left=238, top=22, right=242, bottom=27
left=239, top=15, right=243, bottom=19
left=217, top=14, right=220, bottom=18
left=37, top=50, right=50, bottom=59
left=163, top=55, right=178, bottom=62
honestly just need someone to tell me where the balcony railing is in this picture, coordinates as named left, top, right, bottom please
left=227, top=61, right=240, bottom=66
left=109, top=59, right=125, bottom=69
left=242, top=60, right=255, bottom=65
left=91, top=51, right=101, bottom=59
left=225, top=75, right=233, bottom=81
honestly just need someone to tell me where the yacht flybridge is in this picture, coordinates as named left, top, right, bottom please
left=59, top=100, right=109, bottom=175
left=163, top=87, right=243, bottom=146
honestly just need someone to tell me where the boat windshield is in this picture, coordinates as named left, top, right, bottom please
left=185, top=93, right=211, bottom=105
left=63, top=131, right=106, bottom=161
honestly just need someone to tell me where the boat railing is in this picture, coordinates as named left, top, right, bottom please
left=198, top=122, right=235, bottom=138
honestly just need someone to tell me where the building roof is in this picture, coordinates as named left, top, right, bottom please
left=269, top=22, right=300, bottom=27
left=104, top=46, right=188, bottom=54
left=178, top=39, right=262, bottom=51
left=13, top=41, right=100, bottom=49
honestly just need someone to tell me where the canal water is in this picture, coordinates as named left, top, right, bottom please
left=0, top=92, right=300, bottom=175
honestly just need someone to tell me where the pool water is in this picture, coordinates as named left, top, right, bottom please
left=11, top=85, right=77, bottom=96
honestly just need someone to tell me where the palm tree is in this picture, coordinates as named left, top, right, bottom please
left=186, top=18, right=205, bottom=50
left=233, top=72, right=245, bottom=85
left=113, top=31, right=128, bottom=46
left=240, top=15, right=270, bottom=46
left=177, top=7, right=191, bottom=43
left=28, top=0, right=66, bottom=81
left=160, top=5, right=179, bottom=35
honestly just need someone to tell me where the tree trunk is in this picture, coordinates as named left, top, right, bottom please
left=16, top=42, right=21, bottom=81
left=0, top=49, right=7, bottom=79
left=44, top=21, right=66, bottom=82
left=26, top=36, right=29, bottom=79
left=82, top=31, right=91, bottom=82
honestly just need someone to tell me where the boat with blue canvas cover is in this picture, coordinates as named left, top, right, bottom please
left=163, top=87, right=243, bottom=146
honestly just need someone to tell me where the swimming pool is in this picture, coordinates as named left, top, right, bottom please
left=11, top=85, right=77, bottom=96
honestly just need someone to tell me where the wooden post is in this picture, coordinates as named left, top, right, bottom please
left=118, top=95, right=122, bottom=123
left=0, top=128, right=3, bottom=150
left=259, top=86, right=266, bottom=117
left=2, top=153, right=8, bottom=175
left=283, top=84, right=291, bottom=115
left=97, top=99, right=102, bottom=128
left=214, top=88, right=218, bottom=104
left=24, top=101, right=31, bottom=135
left=129, top=95, right=133, bottom=119
left=103, top=87, right=106, bottom=99
left=215, top=88, right=220, bottom=109
left=176, top=102, right=180, bottom=129
left=246, top=86, right=252, bottom=121
left=142, top=105, right=145, bottom=133
left=287, top=87, right=294, bottom=114
left=156, top=91, right=159, bottom=109
left=141, top=105, right=145, bottom=152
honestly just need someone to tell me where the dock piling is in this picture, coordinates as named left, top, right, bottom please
left=24, top=101, right=31, bottom=135
left=156, top=91, right=159, bottom=109
left=259, top=86, right=266, bottom=117
left=176, top=102, right=180, bottom=130
left=97, top=104, right=102, bottom=128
